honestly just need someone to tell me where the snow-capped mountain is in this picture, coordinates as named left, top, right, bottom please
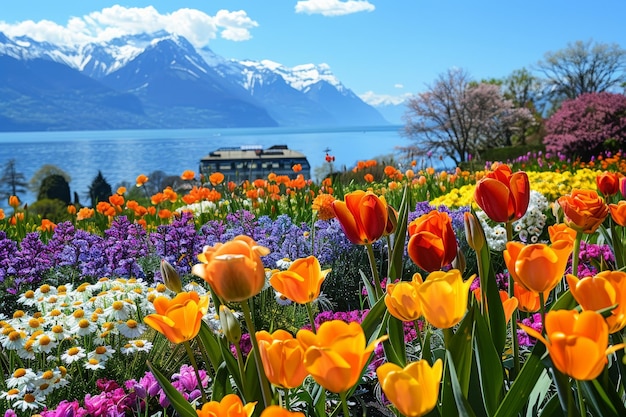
left=0, top=31, right=389, bottom=131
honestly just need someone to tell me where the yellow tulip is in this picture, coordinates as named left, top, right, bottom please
left=384, top=273, right=423, bottom=322
left=376, top=359, right=443, bottom=417
left=519, top=310, right=623, bottom=380
left=192, top=235, right=270, bottom=302
left=256, top=329, right=309, bottom=389
left=567, top=271, right=626, bottom=333
left=144, top=291, right=209, bottom=344
left=417, top=269, right=473, bottom=329
left=259, top=406, right=305, bottom=417
left=269, top=256, right=330, bottom=304
left=503, top=240, right=573, bottom=294
left=296, top=320, right=387, bottom=393
left=196, top=394, right=256, bottom=417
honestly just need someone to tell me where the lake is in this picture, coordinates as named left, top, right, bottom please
left=0, top=125, right=451, bottom=206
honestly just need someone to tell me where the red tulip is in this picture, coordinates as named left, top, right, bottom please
left=474, top=164, right=530, bottom=223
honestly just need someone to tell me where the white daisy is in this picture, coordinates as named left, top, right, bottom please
left=34, top=333, right=58, bottom=354
left=0, top=388, right=22, bottom=401
left=61, top=346, right=86, bottom=364
left=12, top=392, right=44, bottom=411
left=1, top=330, right=27, bottom=350
left=117, top=319, right=147, bottom=339
left=84, top=357, right=105, bottom=371
left=17, top=290, right=37, bottom=307
left=103, top=300, right=135, bottom=321
left=121, top=339, right=153, bottom=355
left=88, top=345, right=115, bottom=362
left=70, top=318, right=98, bottom=337
left=6, top=368, right=37, bottom=389
left=16, top=340, right=36, bottom=360
left=274, top=291, right=293, bottom=306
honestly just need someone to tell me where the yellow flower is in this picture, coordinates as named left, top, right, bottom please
left=376, top=359, right=443, bottom=417
left=144, top=291, right=209, bottom=344
left=256, top=329, right=308, bottom=389
left=192, top=236, right=270, bottom=302
left=296, top=320, right=387, bottom=393
left=196, top=394, right=256, bottom=417
left=385, top=273, right=423, bottom=322
left=417, top=269, right=473, bottom=329
left=269, top=256, right=330, bottom=304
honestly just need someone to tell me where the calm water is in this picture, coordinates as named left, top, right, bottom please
left=0, top=125, right=449, bottom=206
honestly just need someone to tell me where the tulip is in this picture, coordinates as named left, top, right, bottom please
left=144, top=291, right=209, bottom=344
left=417, top=269, right=473, bottom=329
left=407, top=210, right=458, bottom=272
left=376, top=359, right=443, bottom=417
left=256, top=329, right=309, bottom=389
left=473, top=164, right=530, bottom=223
left=269, top=256, right=330, bottom=304
left=296, top=320, right=387, bottom=393
left=331, top=190, right=388, bottom=245
left=8, top=195, right=20, bottom=208
left=472, top=288, right=518, bottom=323
left=596, top=171, right=620, bottom=197
left=219, top=305, right=242, bottom=345
left=135, top=174, right=149, bottom=187
left=192, top=235, right=270, bottom=302
left=513, top=282, right=546, bottom=313
left=260, top=406, right=305, bottom=417
left=557, top=189, right=609, bottom=234
left=160, top=259, right=182, bottom=293
left=196, top=394, right=256, bottom=417
left=547, top=223, right=577, bottom=245
left=503, top=240, right=573, bottom=294
left=384, top=273, right=423, bottom=321
left=609, top=200, right=626, bottom=227
left=519, top=310, right=622, bottom=380
left=463, top=212, right=485, bottom=251
left=567, top=271, right=626, bottom=333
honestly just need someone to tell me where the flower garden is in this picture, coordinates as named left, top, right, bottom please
left=1, top=150, right=626, bottom=417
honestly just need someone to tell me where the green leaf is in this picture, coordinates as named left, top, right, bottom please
left=243, top=349, right=265, bottom=405
left=211, top=362, right=235, bottom=400
left=147, top=360, right=197, bottom=417
left=360, top=294, right=386, bottom=341
left=449, top=308, right=475, bottom=396
left=480, top=245, right=506, bottom=354
left=360, top=269, right=378, bottom=308
left=388, top=184, right=410, bottom=280
left=198, top=320, right=225, bottom=370
left=580, top=377, right=626, bottom=417
left=473, top=309, right=504, bottom=415
left=446, top=350, right=478, bottom=417
left=385, top=312, right=407, bottom=365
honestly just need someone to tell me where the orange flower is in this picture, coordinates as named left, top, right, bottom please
left=292, top=164, right=302, bottom=173
left=567, top=271, right=626, bottom=333
left=209, top=172, right=225, bottom=186
left=609, top=200, right=626, bottom=227
left=135, top=174, right=149, bottom=187
left=385, top=273, right=422, bottom=322
left=472, top=288, right=518, bottom=323
left=181, top=170, right=195, bottom=180
left=67, top=205, right=77, bottom=215
left=196, top=394, right=256, bottom=417
left=557, top=189, right=609, bottom=234
left=503, top=241, right=573, bottom=293
left=144, top=291, right=209, bottom=344
left=158, top=209, right=173, bottom=219
left=596, top=171, right=620, bottom=197
left=331, top=190, right=388, bottom=245
left=519, top=310, right=623, bottom=380
left=260, top=406, right=304, bottom=417
left=312, top=193, right=336, bottom=221
left=364, top=173, right=374, bottom=183
left=39, top=219, right=56, bottom=232
left=513, top=282, right=545, bottom=313
left=256, top=329, right=309, bottom=389
left=8, top=195, right=19, bottom=208
left=547, top=223, right=577, bottom=244
left=109, top=193, right=124, bottom=207
left=473, top=164, right=530, bottom=223
left=76, top=207, right=94, bottom=221
left=269, top=256, right=330, bottom=304
left=407, top=210, right=458, bottom=272
left=116, top=186, right=126, bottom=195
left=0, top=209, right=4, bottom=220
left=96, top=201, right=116, bottom=217
left=417, top=269, right=473, bottom=329
left=192, top=236, right=270, bottom=302
left=296, top=320, right=387, bottom=393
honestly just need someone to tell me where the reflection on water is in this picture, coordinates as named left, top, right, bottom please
left=0, top=126, right=450, bottom=206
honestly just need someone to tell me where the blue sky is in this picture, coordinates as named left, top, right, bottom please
left=1, top=1, right=625, bottom=106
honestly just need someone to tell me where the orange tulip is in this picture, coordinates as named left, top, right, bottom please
left=181, top=170, right=195, bottom=180
left=135, top=174, right=149, bottom=187
left=256, top=329, right=309, bottom=389
left=609, top=200, right=626, bottom=227
left=503, top=240, right=573, bottom=294
left=473, top=164, right=530, bottom=223
left=567, top=271, right=626, bottom=333
left=209, top=172, right=225, bottom=186
left=384, top=273, right=423, bottom=322
left=519, top=310, right=622, bottom=380
left=557, top=189, right=609, bottom=234
left=513, top=282, right=546, bottom=313
left=472, top=288, right=518, bottom=323
left=39, top=219, right=56, bottom=232
left=596, top=171, right=620, bottom=197
left=0, top=209, right=4, bottom=220
left=417, top=269, right=473, bottom=329
left=376, top=359, right=443, bottom=417
left=407, top=210, right=458, bottom=272
left=196, top=394, right=256, bottom=417
left=331, top=190, right=388, bottom=245
left=547, top=223, right=577, bottom=245
left=8, top=195, right=20, bottom=208
left=269, top=256, right=330, bottom=304
left=76, top=207, right=94, bottom=221
left=192, top=235, right=270, bottom=302
left=260, top=406, right=305, bottom=417
left=144, top=291, right=209, bottom=344
left=296, top=320, right=387, bottom=393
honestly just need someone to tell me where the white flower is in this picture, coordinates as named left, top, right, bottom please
left=17, top=290, right=37, bottom=307
left=70, top=318, right=98, bottom=337
left=34, top=333, right=58, bottom=353
left=61, top=346, right=86, bottom=364
left=6, top=368, right=37, bottom=389
left=12, top=392, right=44, bottom=411
left=117, top=319, right=147, bottom=339
left=84, top=357, right=106, bottom=371
left=88, top=345, right=115, bottom=362
left=1, top=330, right=27, bottom=350
left=103, top=300, right=136, bottom=321
left=121, top=339, right=153, bottom=354
left=274, top=291, right=293, bottom=306
left=0, top=388, right=22, bottom=401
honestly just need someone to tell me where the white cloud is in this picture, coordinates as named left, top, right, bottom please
left=0, top=5, right=257, bottom=47
left=360, top=91, right=411, bottom=106
left=295, top=0, right=375, bottom=17
left=394, top=83, right=404, bottom=89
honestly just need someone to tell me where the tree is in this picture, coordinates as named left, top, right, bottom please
left=30, top=165, right=71, bottom=196
left=0, top=159, right=28, bottom=202
left=37, top=174, right=71, bottom=204
left=403, top=68, right=534, bottom=165
left=543, top=92, right=626, bottom=161
left=501, top=68, right=547, bottom=144
left=89, top=171, right=112, bottom=207
left=537, top=40, right=626, bottom=103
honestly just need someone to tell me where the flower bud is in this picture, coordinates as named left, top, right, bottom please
left=463, top=212, right=485, bottom=251
left=219, top=305, right=241, bottom=345
left=452, top=250, right=466, bottom=273
left=160, top=259, right=182, bottom=293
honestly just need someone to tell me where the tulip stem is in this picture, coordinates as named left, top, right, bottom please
left=505, top=221, right=521, bottom=379
left=571, top=231, right=583, bottom=278
left=366, top=243, right=383, bottom=300
left=240, top=299, right=273, bottom=408
left=339, top=391, right=351, bottom=417
left=234, top=342, right=247, bottom=397
left=539, top=292, right=547, bottom=336
left=306, top=302, right=317, bottom=334
left=183, top=340, right=207, bottom=404
left=575, top=379, right=586, bottom=416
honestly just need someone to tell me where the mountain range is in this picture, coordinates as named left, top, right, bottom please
left=0, top=30, right=393, bottom=131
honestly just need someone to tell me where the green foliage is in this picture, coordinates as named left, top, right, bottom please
left=88, top=170, right=113, bottom=206
left=0, top=159, right=28, bottom=202
left=29, top=198, right=72, bottom=223
left=37, top=174, right=71, bottom=204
